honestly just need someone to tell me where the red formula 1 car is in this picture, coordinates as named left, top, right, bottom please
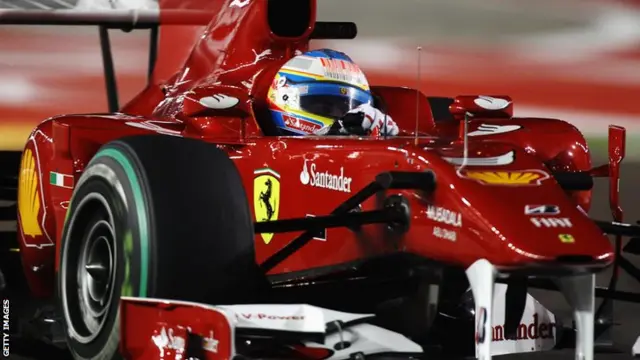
left=3, top=0, right=640, bottom=359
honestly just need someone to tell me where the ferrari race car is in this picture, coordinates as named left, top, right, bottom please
left=3, top=0, right=640, bottom=359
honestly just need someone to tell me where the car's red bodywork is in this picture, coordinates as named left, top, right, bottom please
left=16, top=0, right=612, bottom=304
left=120, top=298, right=235, bottom=360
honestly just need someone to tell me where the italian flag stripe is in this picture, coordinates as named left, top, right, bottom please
left=50, top=171, right=74, bottom=188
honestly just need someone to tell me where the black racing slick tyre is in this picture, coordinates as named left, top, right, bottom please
left=58, top=135, right=265, bottom=360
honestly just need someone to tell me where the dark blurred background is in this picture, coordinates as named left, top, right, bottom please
left=1, top=0, right=640, bottom=359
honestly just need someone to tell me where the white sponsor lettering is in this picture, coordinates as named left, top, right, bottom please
left=220, top=304, right=324, bottom=334
left=427, top=206, right=462, bottom=227
left=151, top=327, right=185, bottom=357
left=443, top=151, right=514, bottom=166
left=125, top=121, right=181, bottom=136
left=433, top=226, right=457, bottom=241
left=474, top=96, right=511, bottom=110
left=468, top=124, right=522, bottom=137
left=203, top=330, right=219, bottom=354
left=199, top=94, right=239, bottom=109
left=530, top=217, right=572, bottom=228
left=524, top=205, right=560, bottom=215
left=230, top=0, right=250, bottom=8
left=238, top=313, right=305, bottom=321
left=2, top=300, right=9, bottom=357
left=300, top=160, right=352, bottom=193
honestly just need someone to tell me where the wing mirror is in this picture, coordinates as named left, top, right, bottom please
left=449, top=95, right=513, bottom=122
left=177, top=86, right=251, bottom=139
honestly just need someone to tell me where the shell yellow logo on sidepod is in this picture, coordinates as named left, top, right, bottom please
left=459, top=170, right=550, bottom=186
left=18, top=148, right=43, bottom=237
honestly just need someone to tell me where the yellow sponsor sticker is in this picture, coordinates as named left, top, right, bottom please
left=458, top=169, right=550, bottom=186
left=18, top=148, right=43, bottom=237
left=559, top=234, right=575, bottom=243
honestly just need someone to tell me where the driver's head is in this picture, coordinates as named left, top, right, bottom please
left=267, top=49, right=373, bottom=135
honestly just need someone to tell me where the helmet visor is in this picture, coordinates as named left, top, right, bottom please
left=298, top=83, right=372, bottom=120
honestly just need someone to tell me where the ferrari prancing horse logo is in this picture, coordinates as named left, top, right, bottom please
left=253, top=168, right=281, bottom=244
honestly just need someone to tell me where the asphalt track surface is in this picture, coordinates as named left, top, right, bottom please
left=3, top=0, right=640, bottom=359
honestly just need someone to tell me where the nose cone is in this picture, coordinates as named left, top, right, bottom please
left=463, top=179, right=614, bottom=273
left=423, top=143, right=613, bottom=273
left=495, top=209, right=613, bottom=273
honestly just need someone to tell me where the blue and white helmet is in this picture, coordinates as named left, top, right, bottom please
left=267, top=49, right=373, bottom=135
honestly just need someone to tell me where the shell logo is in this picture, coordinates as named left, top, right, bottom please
left=458, top=169, right=550, bottom=186
left=18, top=148, right=43, bottom=237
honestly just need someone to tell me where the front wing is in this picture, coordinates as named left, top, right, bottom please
left=120, top=285, right=558, bottom=360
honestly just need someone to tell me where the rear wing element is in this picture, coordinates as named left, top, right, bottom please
left=0, top=6, right=200, bottom=113
left=0, top=9, right=210, bottom=28
left=0, top=9, right=357, bottom=37
left=0, top=6, right=357, bottom=113
left=119, top=297, right=421, bottom=359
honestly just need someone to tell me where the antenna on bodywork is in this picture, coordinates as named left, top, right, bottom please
left=460, top=111, right=472, bottom=168
left=414, top=46, right=423, bottom=146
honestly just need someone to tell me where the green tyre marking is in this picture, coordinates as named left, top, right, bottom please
left=64, top=203, right=72, bottom=224
left=93, top=147, right=149, bottom=298
left=121, top=231, right=134, bottom=297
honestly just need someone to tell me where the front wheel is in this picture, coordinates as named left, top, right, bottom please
left=59, top=135, right=266, bottom=360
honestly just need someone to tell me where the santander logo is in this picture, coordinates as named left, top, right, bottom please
left=492, top=314, right=555, bottom=342
left=300, top=160, right=352, bottom=193
left=299, top=161, right=310, bottom=185
left=283, top=115, right=323, bottom=134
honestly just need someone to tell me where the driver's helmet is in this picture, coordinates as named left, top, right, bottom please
left=267, top=49, right=373, bottom=135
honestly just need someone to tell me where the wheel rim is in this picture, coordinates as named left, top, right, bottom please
left=62, top=192, right=118, bottom=344
left=80, top=220, right=115, bottom=320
